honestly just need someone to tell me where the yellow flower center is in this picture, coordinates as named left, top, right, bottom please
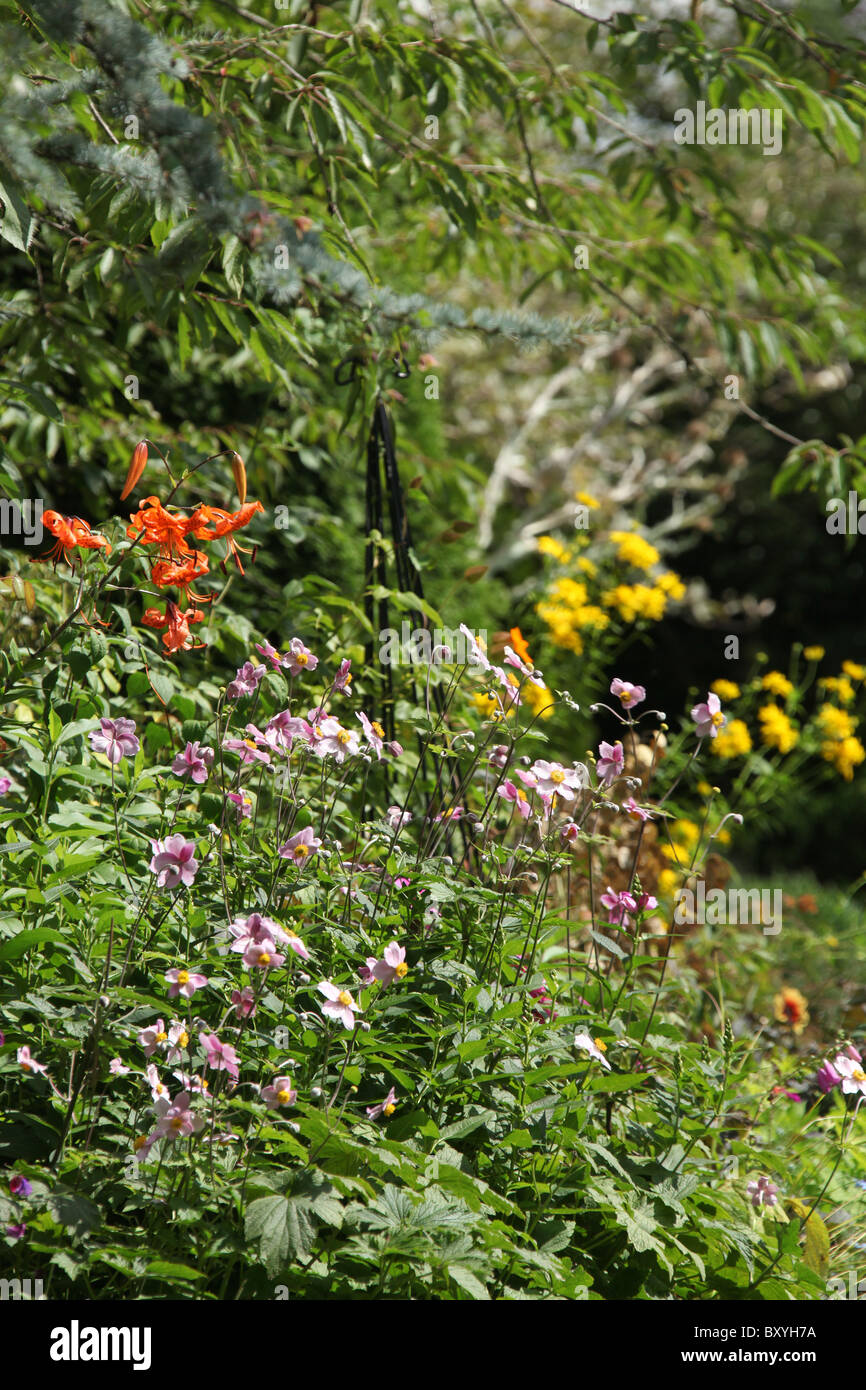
left=259, top=951, right=271, bottom=965
left=396, top=962, right=409, bottom=979
left=594, top=1038, right=607, bottom=1052
left=177, top=970, right=190, bottom=985
left=244, top=739, right=257, bottom=748
left=517, top=789, right=527, bottom=802
left=338, top=990, right=353, bottom=1007
left=277, top=1087, right=292, bottom=1104
left=156, top=1082, right=165, bottom=1094
left=852, top=1067, right=866, bottom=1083
left=296, top=652, right=308, bottom=665
left=286, top=928, right=298, bottom=939
left=134, top=1136, right=147, bottom=1152
left=295, top=843, right=309, bottom=858
left=371, top=721, right=385, bottom=738
left=156, top=1031, right=167, bottom=1043
left=551, top=769, right=565, bottom=784
left=383, top=1103, right=396, bottom=1116
left=178, top=1031, right=189, bottom=1049
left=170, top=1115, right=185, bottom=1131
left=337, top=729, right=352, bottom=745
left=711, top=711, right=725, bottom=728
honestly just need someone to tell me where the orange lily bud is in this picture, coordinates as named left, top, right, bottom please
left=121, top=441, right=148, bottom=501
left=230, top=451, right=247, bottom=506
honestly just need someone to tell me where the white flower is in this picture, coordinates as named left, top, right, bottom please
left=574, top=1032, right=611, bottom=1069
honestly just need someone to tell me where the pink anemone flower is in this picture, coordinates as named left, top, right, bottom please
left=317, top=980, right=362, bottom=1030
left=261, top=1076, right=297, bottom=1109
left=149, top=835, right=198, bottom=890
left=89, top=717, right=140, bottom=765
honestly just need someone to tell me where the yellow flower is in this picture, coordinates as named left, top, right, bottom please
left=697, top=780, right=713, bottom=796
left=577, top=556, right=597, bottom=578
left=820, top=676, right=855, bottom=704
left=609, top=530, right=660, bottom=572
left=472, top=692, right=500, bottom=718
left=842, top=660, right=866, bottom=681
left=711, top=679, right=741, bottom=701
left=816, top=704, right=856, bottom=741
left=761, top=671, right=794, bottom=699
left=602, top=583, right=666, bottom=622
left=538, top=535, right=568, bottom=560
left=552, top=578, right=588, bottom=607
left=713, top=718, right=752, bottom=759
left=657, top=868, right=679, bottom=897
left=757, top=705, right=798, bottom=754
left=661, top=842, right=683, bottom=863
left=803, top=646, right=824, bottom=662
left=656, top=570, right=686, bottom=600
left=673, top=818, right=700, bottom=846
left=773, top=987, right=809, bottom=1034
left=822, top=735, right=865, bottom=780
left=575, top=490, right=600, bottom=509
left=573, top=604, right=609, bottom=631
left=523, top=679, right=555, bottom=720
left=536, top=600, right=583, bottom=652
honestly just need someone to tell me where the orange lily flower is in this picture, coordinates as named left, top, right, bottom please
left=151, top=550, right=211, bottom=606
left=36, top=511, right=111, bottom=569
left=189, top=501, right=264, bottom=574
left=127, top=497, right=196, bottom=560
left=142, top=601, right=205, bottom=653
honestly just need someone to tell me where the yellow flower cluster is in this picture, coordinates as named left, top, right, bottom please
left=815, top=700, right=864, bottom=779
left=472, top=692, right=507, bottom=719
left=536, top=527, right=686, bottom=650
left=602, top=583, right=666, bottom=622
left=817, top=703, right=856, bottom=741
left=842, top=660, right=866, bottom=681
left=536, top=577, right=609, bottom=652
left=537, top=535, right=570, bottom=561
left=758, top=704, right=799, bottom=753
left=657, top=867, right=680, bottom=898
left=713, top=718, right=752, bottom=759
left=823, top=735, right=866, bottom=780
left=609, top=530, right=660, bottom=572
left=819, top=676, right=855, bottom=704
left=761, top=671, right=794, bottom=699
left=522, top=677, right=555, bottom=720
left=803, top=646, right=824, bottom=661
left=710, top=679, right=741, bottom=701
left=653, top=571, right=686, bottom=600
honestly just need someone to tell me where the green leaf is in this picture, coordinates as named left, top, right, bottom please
left=588, top=1073, right=648, bottom=1093
left=448, top=1264, right=490, bottom=1299
left=144, top=1261, right=204, bottom=1281
left=0, top=927, right=68, bottom=961
left=47, top=1189, right=100, bottom=1239
left=0, top=177, right=34, bottom=253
